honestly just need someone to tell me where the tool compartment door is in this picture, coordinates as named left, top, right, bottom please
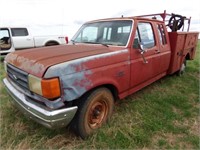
left=168, top=32, right=199, bottom=74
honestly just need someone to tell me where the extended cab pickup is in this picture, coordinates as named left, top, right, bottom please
left=3, top=11, right=199, bottom=139
left=0, top=27, right=68, bottom=56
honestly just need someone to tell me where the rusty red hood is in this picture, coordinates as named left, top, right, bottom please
left=5, top=44, right=114, bottom=77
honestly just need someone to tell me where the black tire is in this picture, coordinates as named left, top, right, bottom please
left=45, top=42, right=59, bottom=46
left=177, top=59, right=186, bottom=76
left=72, top=88, right=114, bottom=139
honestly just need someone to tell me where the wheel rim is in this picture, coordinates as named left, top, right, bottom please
left=88, top=99, right=108, bottom=129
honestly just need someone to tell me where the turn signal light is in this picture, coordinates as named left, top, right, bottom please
left=41, top=78, right=61, bottom=99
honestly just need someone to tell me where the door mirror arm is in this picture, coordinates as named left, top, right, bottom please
left=138, top=43, right=148, bottom=64
left=138, top=43, right=144, bottom=52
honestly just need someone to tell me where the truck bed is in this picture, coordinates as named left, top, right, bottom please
left=168, top=32, right=199, bottom=74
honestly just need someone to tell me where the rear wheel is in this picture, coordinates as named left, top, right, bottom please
left=177, top=59, right=186, bottom=76
left=73, top=88, right=114, bottom=139
left=45, top=42, right=59, bottom=46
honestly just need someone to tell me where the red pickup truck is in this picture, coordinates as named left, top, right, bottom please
left=3, top=11, right=199, bottom=139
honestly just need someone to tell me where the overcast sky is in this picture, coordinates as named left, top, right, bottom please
left=0, top=0, right=199, bottom=39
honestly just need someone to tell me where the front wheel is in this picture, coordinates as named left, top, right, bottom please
left=73, top=88, right=114, bottom=139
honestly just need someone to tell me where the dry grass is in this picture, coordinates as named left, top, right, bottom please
left=0, top=41, right=199, bottom=149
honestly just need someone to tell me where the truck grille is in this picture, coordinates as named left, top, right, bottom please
left=7, top=64, right=29, bottom=90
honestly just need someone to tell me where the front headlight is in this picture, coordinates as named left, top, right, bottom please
left=28, top=74, right=42, bottom=95
left=28, top=74, right=61, bottom=99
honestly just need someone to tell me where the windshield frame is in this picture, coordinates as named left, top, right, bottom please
left=71, top=19, right=134, bottom=47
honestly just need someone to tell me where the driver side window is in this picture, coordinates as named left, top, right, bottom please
left=133, top=22, right=155, bottom=49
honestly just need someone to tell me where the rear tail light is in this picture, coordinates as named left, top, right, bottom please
left=65, top=36, right=68, bottom=44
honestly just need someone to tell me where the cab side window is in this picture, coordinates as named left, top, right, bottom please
left=11, top=28, right=28, bottom=37
left=157, top=24, right=167, bottom=45
left=133, top=22, right=155, bottom=49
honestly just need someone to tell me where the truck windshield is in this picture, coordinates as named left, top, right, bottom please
left=71, top=20, right=133, bottom=46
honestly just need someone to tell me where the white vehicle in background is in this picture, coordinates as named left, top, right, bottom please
left=0, top=27, right=68, bottom=56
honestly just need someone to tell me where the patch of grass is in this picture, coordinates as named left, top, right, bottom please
left=158, top=139, right=167, bottom=146
left=0, top=41, right=199, bottom=149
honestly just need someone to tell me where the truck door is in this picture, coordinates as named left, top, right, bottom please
left=11, top=28, right=34, bottom=49
left=130, top=21, right=161, bottom=88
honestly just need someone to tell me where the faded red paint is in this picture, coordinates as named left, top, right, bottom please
left=168, top=32, right=199, bottom=74
left=3, top=11, right=200, bottom=137
left=5, top=45, right=116, bottom=77
left=4, top=12, right=199, bottom=103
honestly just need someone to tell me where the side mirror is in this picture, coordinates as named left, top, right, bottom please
left=138, top=43, right=145, bottom=53
left=133, top=38, right=145, bottom=53
left=133, top=38, right=148, bottom=64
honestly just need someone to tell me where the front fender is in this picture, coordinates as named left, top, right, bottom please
left=44, top=49, right=130, bottom=102
left=59, top=61, right=130, bottom=102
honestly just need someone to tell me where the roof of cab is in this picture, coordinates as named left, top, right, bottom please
left=85, top=16, right=165, bottom=24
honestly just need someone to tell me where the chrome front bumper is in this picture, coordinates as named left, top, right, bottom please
left=3, top=78, right=78, bottom=129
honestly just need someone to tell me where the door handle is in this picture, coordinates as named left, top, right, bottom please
left=155, top=50, right=160, bottom=54
left=26, top=38, right=31, bottom=41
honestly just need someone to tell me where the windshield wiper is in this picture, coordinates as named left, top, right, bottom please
left=71, top=40, right=76, bottom=45
left=83, top=41, right=109, bottom=47
left=101, top=43, right=109, bottom=47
